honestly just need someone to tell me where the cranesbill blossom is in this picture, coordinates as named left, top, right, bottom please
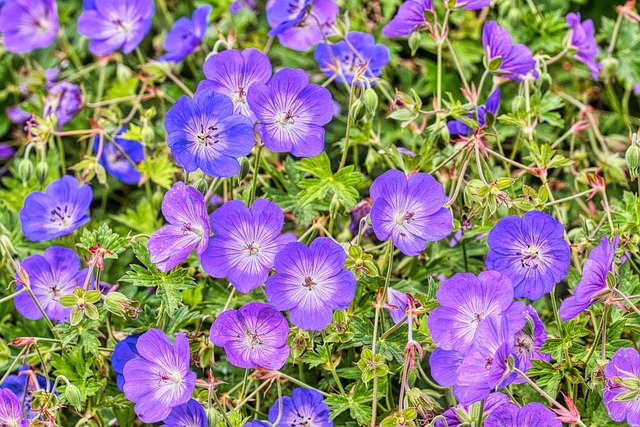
left=2, top=366, right=49, bottom=418
left=244, top=422, right=270, bottom=427
left=162, top=399, right=207, bottom=427
left=435, top=392, right=511, bottom=427
left=0, top=144, right=15, bottom=159
left=0, top=0, right=59, bottom=53
left=314, top=32, right=390, bottom=85
left=265, top=237, right=356, bottom=331
left=369, top=169, right=452, bottom=256
left=165, top=89, right=255, bottom=177
left=147, top=182, right=210, bottom=272
left=482, top=21, right=536, bottom=80
left=512, top=305, right=550, bottom=383
left=266, top=0, right=338, bottom=51
left=349, top=199, right=374, bottom=238
left=0, top=389, right=29, bottom=427
left=77, top=0, right=155, bottom=56
left=387, top=288, right=410, bottom=324
left=604, top=347, right=640, bottom=426
left=160, top=5, right=211, bottom=63
left=123, top=329, right=196, bottom=423
left=210, top=302, right=290, bottom=370
left=200, top=199, right=296, bottom=294
left=44, top=82, right=83, bottom=129
left=6, top=105, right=31, bottom=124
left=486, top=210, right=570, bottom=300
left=452, top=0, right=490, bottom=9
left=559, top=235, right=619, bottom=321
left=382, top=0, right=433, bottom=37
left=230, top=0, right=257, bottom=14
left=448, top=88, right=501, bottom=136
left=485, top=402, right=561, bottom=427
left=94, top=129, right=145, bottom=185
left=14, top=247, right=90, bottom=323
left=247, top=68, right=333, bottom=158
left=19, top=175, right=93, bottom=241
left=566, top=12, right=601, bottom=80
left=428, top=271, right=526, bottom=353
left=111, top=334, right=140, bottom=391
left=268, top=388, right=333, bottom=427
left=199, top=49, right=272, bottom=121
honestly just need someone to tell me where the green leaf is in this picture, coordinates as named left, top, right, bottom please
left=76, top=223, right=128, bottom=259
left=138, top=155, right=181, bottom=190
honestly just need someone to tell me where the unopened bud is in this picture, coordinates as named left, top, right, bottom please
left=18, top=159, right=33, bottom=183
left=408, top=31, right=421, bottom=56
left=141, top=125, right=155, bottom=146
left=601, top=57, right=619, bottom=80
left=351, top=99, right=366, bottom=122
left=64, top=384, right=83, bottom=410
left=537, top=72, right=552, bottom=94
left=206, top=407, right=219, bottom=427
left=35, top=162, right=49, bottom=186
left=364, top=88, right=379, bottom=115
left=511, top=95, right=526, bottom=112
left=239, top=156, right=251, bottom=180
left=626, top=135, right=640, bottom=179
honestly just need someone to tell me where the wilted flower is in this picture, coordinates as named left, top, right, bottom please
left=161, top=399, right=207, bottom=427
left=111, top=334, right=140, bottom=391
left=435, top=392, right=511, bottom=427
left=43, top=82, right=83, bottom=130
left=349, top=199, right=374, bottom=238
left=512, top=306, right=551, bottom=383
left=268, top=388, right=333, bottom=427
left=265, top=237, right=356, bottom=331
left=0, top=388, right=29, bottom=427
left=382, top=0, right=433, bottom=37
left=200, top=199, right=296, bottom=294
left=19, top=175, right=93, bottom=241
left=482, top=21, right=537, bottom=80
left=266, top=0, right=338, bottom=51
left=566, top=12, right=601, bottom=80
left=0, top=0, right=59, bottom=53
left=448, top=88, right=501, bottom=136
left=94, top=128, right=145, bottom=185
left=604, top=347, right=640, bottom=427
left=210, top=302, right=290, bottom=370
left=160, top=5, right=211, bottom=63
left=484, top=402, right=561, bottom=427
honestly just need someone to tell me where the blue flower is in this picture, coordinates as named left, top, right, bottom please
left=269, top=388, right=333, bottom=427
left=43, top=82, right=83, bottom=130
left=447, top=88, right=501, bottom=136
left=94, top=129, right=145, bottom=185
left=111, top=334, right=140, bottom=391
left=160, top=5, right=211, bottom=63
left=2, top=366, right=50, bottom=419
left=0, top=0, right=59, bottom=54
left=161, top=399, right=207, bottom=427
left=483, top=21, right=537, bottom=80
left=266, top=0, right=338, bottom=51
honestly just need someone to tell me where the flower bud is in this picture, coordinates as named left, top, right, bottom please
left=64, top=384, right=83, bottom=410
left=206, top=407, right=219, bottom=427
left=351, top=99, right=366, bottom=122
left=364, top=88, right=379, bottom=115
left=440, top=124, right=450, bottom=144
left=626, top=135, right=640, bottom=179
left=511, top=95, right=526, bottom=112
left=601, top=57, right=619, bottom=80
left=35, top=162, right=49, bottom=186
left=104, top=292, right=130, bottom=318
left=192, top=179, right=209, bottom=196
left=18, top=159, right=33, bottom=183
left=537, top=72, right=552, bottom=94
left=239, top=156, right=251, bottom=180
left=116, top=64, right=134, bottom=82
left=409, top=31, right=421, bottom=56
left=141, top=125, right=155, bottom=146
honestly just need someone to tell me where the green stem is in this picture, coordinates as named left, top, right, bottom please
left=277, top=372, right=330, bottom=397
left=544, top=189, right=593, bottom=207
left=250, top=145, right=264, bottom=204
left=608, top=12, right=624, bottom=53
left=436, top=40, right=443, bottom=111
left=339, top=81, right=357, bottom=170
left=56, top=135, right=66, bottom=176
left=0, top=288, right=27, bottom=304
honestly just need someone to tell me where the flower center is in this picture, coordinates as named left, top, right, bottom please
left=342, top=54, right=365, bottom=73
left=293, top=417, right=314, bottom=427
left=113, top=18, right=132, bottom=34
left=246, top=329, right=263, bottom=348
left=515, top=245, right=541, bottom=269
left=514, top=334, right=533, bottom=355
left=158, top=371, right=182, bottom=385
left=195, top=124, right=219, bottom=146
left=484, top=357, right=494, bottom=370
left=394, top=211, right=415, bottom=226
left=243, top=241, right=260, bottom=256
left=233, top=87, right=247, bottom=103
left=49, top=205, right=72, bottom=228
left=48, top=283, right=61, bottom=297
left=471, top=312, right=484, bottom=324
left=33, top=18, right=51, bottom=33
left=276, top=109, right=298, bottom=126
left=302, top=276, right=317, bottom=290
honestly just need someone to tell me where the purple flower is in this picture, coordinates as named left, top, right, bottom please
left=165, top=89, right=255, bottom=177
left=486, top=210, right=570, bottom=300
left=0, top=0, right=58, bottom=53
left=387, top=288, right=410, bottom=324
left=247, top=68, right=333, bottom=158
left=19, top=175, right=93, bottom=241
left=447, top=88, right=501, bottom=136
left=14, top=247, right=90, bottom=323
left=210, top=302, right=290, bottom=370
left=43, top=82, right=83, bottom=130
left=428, top=271, right=526, bottom=353
left=199, top=49, right=272, bottom=121
left=200, top=199, right=296, bottom=294
left=482, top=21, right=536, bottom=80
left=315, top=32, right=390, bottom=85
left=77, top=0, right=155, bottom=56
left=267, top=0, right=338, bottom=51
left=566, top=12, right=600, bottom=80
left=604, top=347, right=640, bottom=426
left=485, top=402, right=561, bottom=427
left=244, top=422, right=270, bottom=427
left=94, top=128, right=145, bottom=185
left=0, top=389, right=29, bottom=427
left=349, top=199, right=374, bottom=238
left=160, top=5, right=211, bottom=63
left=161, top=399, right=207, bottom=427
left=453, top=0, right=490, bottom=9
left=369, top=169, right=452, bottom=256
left=382, top=0, right=433, bottom=37
left=559, top=235, right=619, bottom=321
left=435, top=392, right=511, bottom=427
left=2, top=367, right=49, bottom=418
left=111, top=334, right=140, bottom=391
left=0, top=143, right=15, bottom=160
left=230, top=0, right=257, bottom=14
left=123, top=329, right=196, bottom=423
left=265, top=237, right=356, bottom=331
left=6, top=105, right=31, bottom=124
left=147, top=182, right=210, bottom=272
left=512, top=305, right=550, bottom=383
left=268, top=388, right=333, bottom=427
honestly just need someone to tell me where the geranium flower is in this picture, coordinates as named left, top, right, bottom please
left=0, top=389, right=29, bottom=427
left=0, top=0, right=59, bottom=53
left=482, top=21, right=536, bottom=80
left=247, top=68, right=333, bottom=158
left=147, top=182, right=211, bottom=272
left=43, top=82, right=83, bottom=129
left=566, top=12, right=601, bottom=80
left=160, top=5, right=211, bottom=63
left=265, top=237, right=356, bottom=331
left=19, top=175, right=93, bottom=241
left=268, top=388, right=333, bottom=427
left=387, top=288, right=410, bottom=324
left=244, top=422, right=270, bottom=427
left=2, top=366, right=49, bottom=418
left=111, top=334, right=140, bottom=391
left=512, top=305, right=550, bottom=383
left=200, top=199, right=296, bottom=294
left=453, top=0, right=490, bottom=9
left=435, top=392, right=511, bottom=427
left=230, top=0, right=258, bottom=14
left=485, top=402, right=561, bottom=427
left=94, top=129, right=145, bottom=185
left=165, top=89, right=255, bottom=177
left=161, top=399, right=207, bottom=427
left=604, top=347, right=640, bottom=426
left=383, top=0, right=433, bottom=37
left=266, top=0, right=338, bottom=51
left=123, top=329, right=196, bottom=423
left=210, top=302, right=290, bottom=370
left=448, top=88, right=501, bottom=136
left=369, top=169, right=452, bottom=256
left=485, top=210, right=570, bottom=300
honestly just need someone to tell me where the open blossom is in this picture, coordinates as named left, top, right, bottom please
left=387, top=288, right=410, bottom=324
left=266, top=0, right=338, bottom=51
left=165, top=89, right=255, bottom=177
left=435, top=392, right=511, bottom=427
left=247, top=68, right=333, bottom=158
left=43, top=82, right=83, bottom=129
left=161, top=399, right=207, bottom=427
left=244, top=422, right=270, bottom=427
left=0, top=389, right=29, bottom=427
left=2, top=366, right=49, bottom=418
left=369, top=169, right=452, bottom=256
left=20, top=175, right=93, bottom=241
left=566, top=12, right=601, bottom=80
left=0, top=144, right=15, bottom=159
left=485, top=402, right=561, bottom=427
left=604, top=347, right=640, bottom=426
left=559, top=235, right=619, bottom=321
left=0, top=0, right=59, bottom=53
left=268, top=388, right=333, bottom=427
left=230, top=0, right=258, bottom=14
left=199, top=49, right=272, bottom=121
left=210, top=302, right=290, bottom=370
left=482, top=21, right=537, bottom=80
left=314, top=32, right=390, bottom=85
left=452, top=0, right=490, bottom=9
left=265, top=237, right=356, bottom=331
left=111, top=335, right=140, bottom=391
left=160, top=5, right=211, bottom=63
left=147, top=182, right=210, bottom=272
left=78, top=0, right=155, bottom=56
left=14, top=247, right=91, bottom=323
left=383, top=0, right=433, bottom=37
left=512, top=306, right=550, bottom=383
left=448, top=88, right=501, bottom=136
left=486, top=210, right=570, bottom=300
left=200, top=199, right=296, bottom=294
left=123, top=329, right=196, bottom=423
left=94, top=128, right=145, bottom=185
